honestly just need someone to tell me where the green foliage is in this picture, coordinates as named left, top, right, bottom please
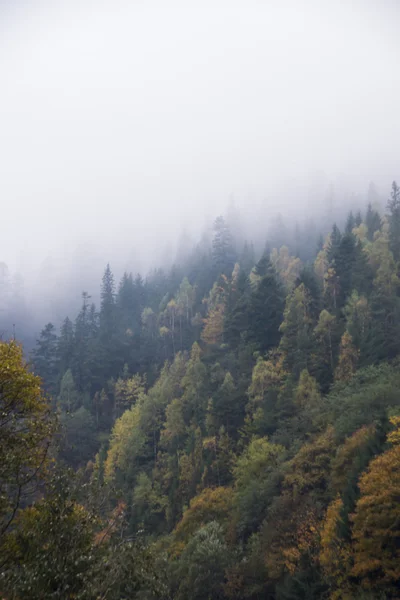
left=247, top=254, right=285, bottom=353
left=172, top=521, right=232, bottom=600
left=0, top=341, right=54, bottom=543
left=16, top=191, right=400, bottom=599
left=1, top=469, right=98, bottom=599
left=59, top=406, right=98, bottom=468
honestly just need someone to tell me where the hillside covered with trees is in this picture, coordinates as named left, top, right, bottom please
left=2, top=183, right=400, bottom=599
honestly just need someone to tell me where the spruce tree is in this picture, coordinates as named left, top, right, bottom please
left=365, top=202, right=381, bottom=241
left=31, top=323, right=58, bottom=394
left=100, top=264, right=116, bottom=339
left=57, top=317, right=74, bottom=381
left=248, top=255, right=285, bottom=353
left=212, top=216, right=236, bottom=277
left=387, top=181, right=400, bottom=261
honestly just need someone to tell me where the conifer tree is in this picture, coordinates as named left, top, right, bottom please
left=57, top=317, right=74, bottom=380
left=365, top=202, right=381, bottom=241
left=387, top=180, right=400, bottom=261
left=335, top=332, right=359, bottom=382
left=279, top=283, right=313, bottom=377
left=248, top=254, right=285, bottom=353
left=31, top=323, right=58, bottom=394
left=212, top=216, right=236, bottom=276
left=100, top=264, right=116, bottom=339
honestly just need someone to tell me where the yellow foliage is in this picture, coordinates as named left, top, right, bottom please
left=104, top=403, right=144, bottom=482
left=264, top=495, right=320, bottom=580
left=351, top=444, right=400, bottom=592
left=271, top=246, right=302, bottom=290
left=331, top=425, right=376, bottom=494
left=247, top=352, right=286, bottom=408
left=0, top=341, right=54, bottom=537
left=283, top=427, right=335, bottom=498
left=335, top=332, right=359, bottom=383
left=319, top=497, right=352, bottom=589
left=294, top=369, right=321, bottom=410
left=173, top=486, right=233, bottom=542
left=388, top=415, right=400, bottom=446
left=201, top=303, right=225, bottom=345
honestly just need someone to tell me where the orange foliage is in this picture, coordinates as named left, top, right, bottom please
left=174, top=486, right=233, bottom=541
left=351, top=444, right=400, bottom=592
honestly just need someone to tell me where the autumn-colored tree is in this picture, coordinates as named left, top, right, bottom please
left=294, top=369, right=321, bottom=410
left=245, top=352, right=286, bottom=436
left=335, top=332, right=359, bottom=382
left=271, top=245, right=302, bottom=290
left=330, top=424, right=377, bottom=496
left=351, top=420, right=400, bottom=594
left=173, top=486, right=233, bottom=543
left=319, top=497, right=351, bottom=595
left=283, top=427, right=335, bottom=501
left=279, top=283, right=314, bottom=377
left=0, top=341, right=54, bottom=543
left=114, top=372, right=145, bottom=418
left=201, top=302, right=225, bottom=345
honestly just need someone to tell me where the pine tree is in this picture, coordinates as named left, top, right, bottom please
left=387, top=181, right=400, bottom=261
left=57, top=317, right=74, bottom=381
left=313, top=309, right=336, bottom=390
left=212, top=216, right=236, bottom=277
left=117, top=272, right=136, bottom=334
left=210, top=372, right=241, bottom=435
left=365, top=202, right=381, bottom=242
left=31, top=323, right=58, bottom=394
left=239, top=241, right=255, bottom=274
left=72, top=292, right=93, bottom=393
left=335, top=332, right=359, bottom=382
left=345, top=211, right=355, bottom=234
left=247, top=255, right=285, bottom=353
left=326, top=224, right=342, bottom=264
left=279, top=283, right=313, bottom=377
left=58, top=369, right=79, bottom=413
left=224, top=269, right=250, bottom=349
left=100, top=264, right=116, bottom=339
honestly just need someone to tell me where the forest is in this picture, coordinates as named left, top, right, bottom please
left=1, top=182, right=400, bottom=599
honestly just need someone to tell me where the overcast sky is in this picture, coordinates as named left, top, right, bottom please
left=0, top=0, right=399, bottom=285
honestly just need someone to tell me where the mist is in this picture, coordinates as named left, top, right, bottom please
left=0, top=0, right=399, bottom=333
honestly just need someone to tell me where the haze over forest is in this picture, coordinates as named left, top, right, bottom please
left=3, top=3, right=400, bottom=599
left=1, top=0, right=400, bottom=337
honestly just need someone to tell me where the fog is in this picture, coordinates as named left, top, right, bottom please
left=0, top=0, right=400, bottom=332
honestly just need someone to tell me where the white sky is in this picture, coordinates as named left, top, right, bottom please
left=0, top=0, right=399, bottom=284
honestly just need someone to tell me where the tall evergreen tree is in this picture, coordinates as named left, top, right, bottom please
left=239, top=241, right=256, bottom=274
left=224, top=269, right=251, bottom=350
left=365, top=202, right=381, bottom=241
left=279, top=283, right=314, bottom=377
left=31, top=323, right=58, bottom=394
left=100, top=264, right=116, bottom=339
left=212, top=216, right=236, bottom=277
left=248, top=255, right=285, bottom=353
left=72, top=292, right=93, bottom=393
left=57, top=317, right=74, bottom=382
left=387, top=181, right=400, bottom=261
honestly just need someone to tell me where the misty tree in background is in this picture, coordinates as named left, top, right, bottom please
left=73, top=292, right=94, bottom=393
left=387, top=180, right=400, bottom=261
left=365, top=202, right=381, bottom=241
left=31, top=322, right=58, bottom=394
left=100, top=263, right=116, bottom=340
left=57, top=368, right=79, bottom=413
left=212, top=216, right=236, bottom=277
left=239, top=240, right=256, bottom=274
left=57, top=316, right=74, bottom=381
